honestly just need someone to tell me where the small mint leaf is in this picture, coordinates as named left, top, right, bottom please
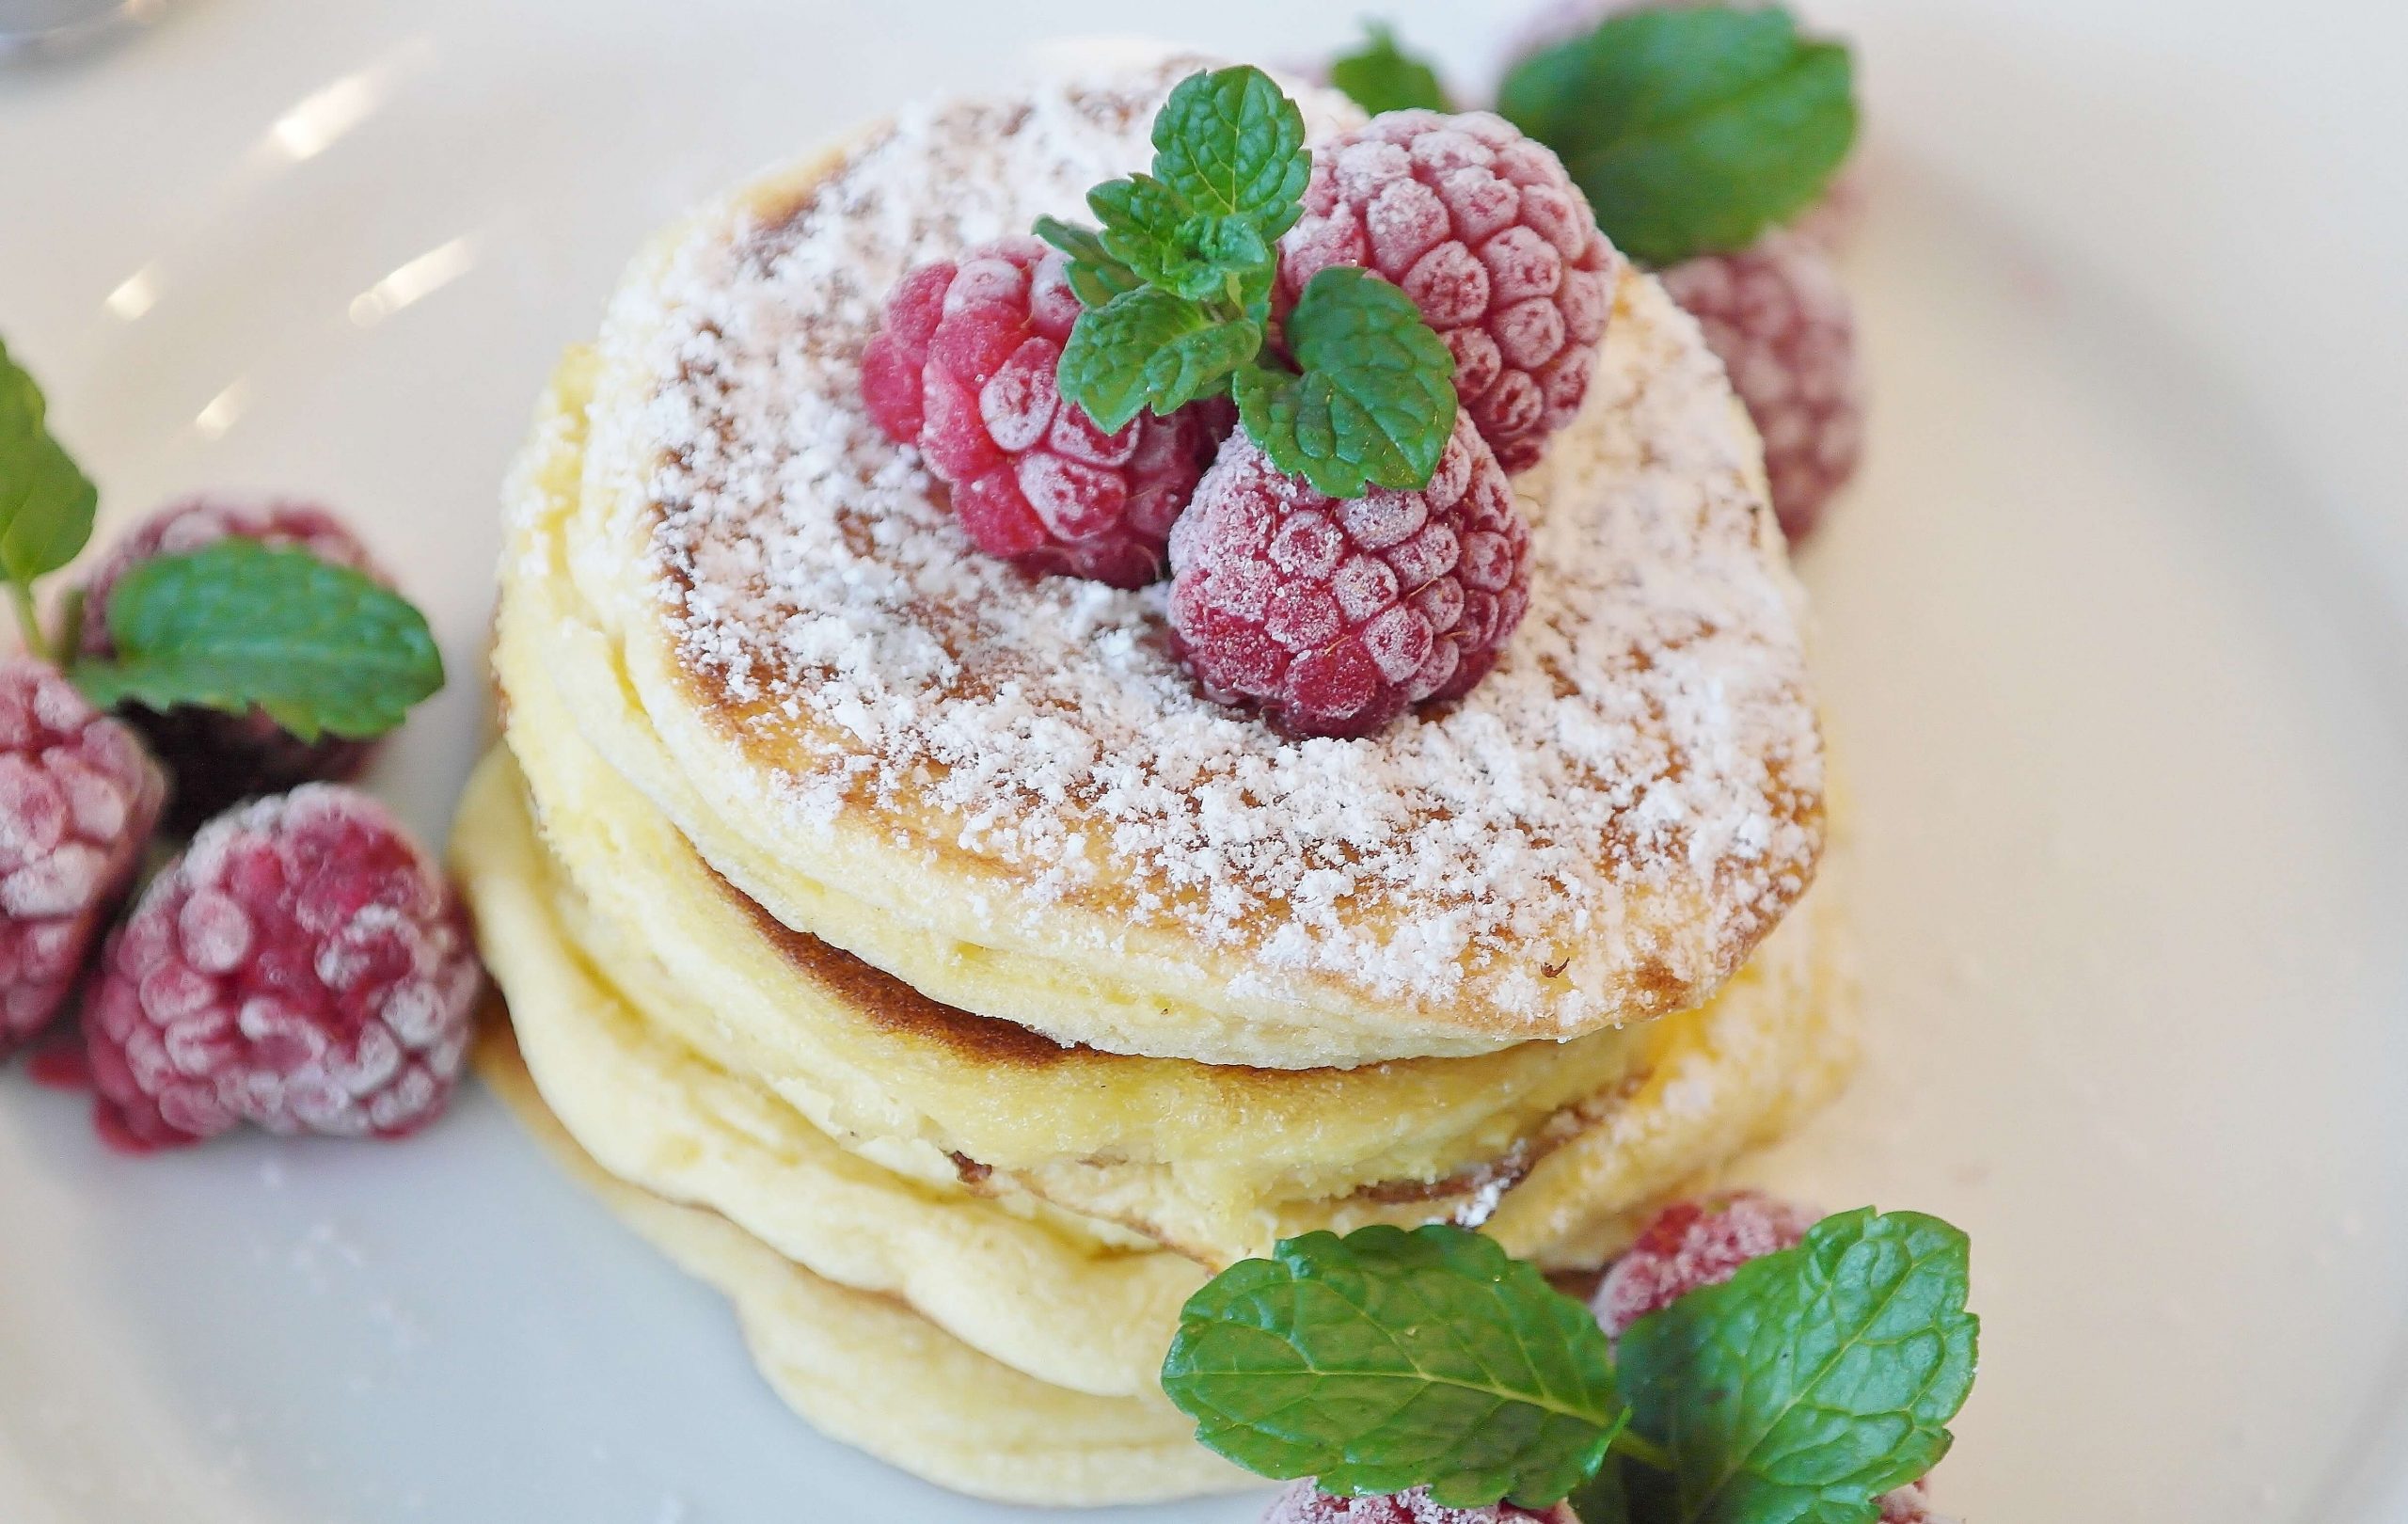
left=1618, top=1208, right=1979, bottom=1524
left=1034, top=215, right=1141, bottom=307
left=1162, top=1224, right=1624, bottom=1509
left=1568, top=1454, right=1634, bottom=1524
left=1057, top=288, right=1253, bottom=433
left=1498, top=6, right=1857, bottom=265
left=72, top=539, right=444, bottom=742
left=1330, top=22, right=1450, bottom=116
left=1151, top=65, right=1310, bottom=236
left=0, top=336, right=99, bottom=595
left=1234, top=267, right=1455, bottom=497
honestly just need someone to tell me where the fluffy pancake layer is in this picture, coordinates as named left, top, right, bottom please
left=557, top=56, right=1826, bottom=1069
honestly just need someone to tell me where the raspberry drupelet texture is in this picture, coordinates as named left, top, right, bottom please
left=1656, top=232, right=1862, bottom=543
left=1167, top=417, right=1529, bottom=738
left=0, top=659, right=166, bottom=1054
left=82, top=785, right=481, bottom=1151
left=1263, top=1481, right=1577, bottom=1523
left=860, top=236, right=1230, bottom=588
left=78, top=497, right=386, bottom=832
left=1592, top=1190, right=1817, bottom=1338
left=1277, top=110, right=1618, bottom=473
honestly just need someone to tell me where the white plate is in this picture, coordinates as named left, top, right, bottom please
left=3, top=2, right=2405, bottom=1520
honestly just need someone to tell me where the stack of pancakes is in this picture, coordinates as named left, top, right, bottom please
left=452, top=56, right=1851, bottom=1508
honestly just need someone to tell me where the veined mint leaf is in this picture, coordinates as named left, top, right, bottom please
left=72, top=539, right=444, bottom=741
left=1162, top=1224, right=1624, bottom=1509
left=1498, top=6, right=1857, bottom=265
left=1058, top=288, right=1255, bottom=433
left=1234, top=267, right=1455, bottom=497
left=1150, top=65, right=1309, bottom=237
left=1034, top=215, right=1141, bottom=308
left=0, top=336, right=98, bottom=595
left=1330, top=22, right=1450, bottom=116
left=1618, top=1208, right=1979, bottom=1524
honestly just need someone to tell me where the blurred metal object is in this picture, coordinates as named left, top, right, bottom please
left=0, top=0, right=170, bottom=60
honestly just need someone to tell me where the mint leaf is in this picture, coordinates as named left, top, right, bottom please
left=1150, top=64, right=1310, bottom=237
left=1034, top=215, right=1142, bottom=307
left=1234, top=267, right=1455, bottom=497
left=1569, top=1454, right=1634, bottom=1524
left=73, top=539, right=443, bottom=742
left=1498, top=6, right=1857, bottom=265
left=1330, top=22, right=1450, bottom=116
left=1057, top=288, right=1257, bottom=432
left=1618, top=1209, right=1978, bottom=1524
left=0, top=336, right=98, bottom=595
left=1162, top=1225, right=1623, bottom=1509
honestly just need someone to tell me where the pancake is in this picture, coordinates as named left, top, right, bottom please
left=476, top=1028, right=1254, bottom=1507
left=552, top=54, right=1826, bottom=1069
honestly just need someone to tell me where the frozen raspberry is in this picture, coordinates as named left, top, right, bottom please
left=1277, top=111, right=1618, bottom=473
left=1877, top=1481, right=1957, bottom=1523
left=1656, top=231, right=1862, bottom=543
left=1167, top=417, right=1529, bottom=737
left=79, top=497, right=385, bottom=832
left=1263, top=1481, right=1576, bottom=1523
left=0, top=659, right=165, bottom=1055
left=860, top=236, right=1230, bottom=588
left=81, top=785, right=480, bottom=1151
left=1592, top=1191, right=1818, bottom=1338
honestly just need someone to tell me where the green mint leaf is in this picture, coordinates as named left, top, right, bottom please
left=1330, top=22, right=1450, bottom=116
left=1034, top=215, right=1142, bottom=307
left=1618, top=1208, right=1979, bottom=1524
left=1150, top=65, right=1310, bottom=237
left=72, top=539, right=444, bottom=742
left=1569, top=1454, right=1634, bottom=1524
left=1234, top=267, right=1455, bottom=497
left=1057, top=288, right=1256, bottom=433
left=1498, top=6, right=1857, bottom=266
left=0, top=336, right=99, bottom=595
left=1162, top=1224, right=1624, bottom=1509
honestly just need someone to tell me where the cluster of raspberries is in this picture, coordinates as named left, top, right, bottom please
left=1265, top=1192, right=1956, bottom=1524
left=862, top=108, right=1612, bottom=738
left=3, top=500, right=482, bottom=1153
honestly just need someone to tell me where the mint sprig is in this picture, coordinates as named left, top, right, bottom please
left=1037, top=66, right=1460, bottom=497
left=1233, top=268, right=1456, bottom=497
left=1163, top=1225, right=1626, bottom=1508
left=1618, top=1209, right=1978, bottom=1523
left=1330, top=22, right=1450, bottom=116
left=1497, top=5, right=1857, bottom=266
left=1163, top=1212, right=1977, bottom=1524
left=72, top=540, right=443, bottom=742
left=0, top=337, right=99, bottom=660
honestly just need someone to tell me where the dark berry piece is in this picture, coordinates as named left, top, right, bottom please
left=82, top=785, right=480, bottom=1151
left=78, top=497, right=387, bottom=830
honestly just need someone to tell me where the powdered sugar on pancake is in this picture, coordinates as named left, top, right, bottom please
left=607, top=58, right=1823, bottom=1022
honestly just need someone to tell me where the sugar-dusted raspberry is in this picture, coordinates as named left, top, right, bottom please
left=860, top=236, right=1230, bottom=588
left=1277, top=111, right=1618, bottom=473
left=1263, top=1481, right=1576, bottom=1523
left=81, top=785, right=480, bottom=1151
left=1592, top=1191, right=1818, bottom=1338
left=1877, top=1481, right=1957, bottom=1524
left=1167, top=417, right=1529, bottom=737
left=0, top=659, right=165, bottom=1054
left=78, top=497, right=385, bottom=832
left=1656, top=231, right=1862, bottom=543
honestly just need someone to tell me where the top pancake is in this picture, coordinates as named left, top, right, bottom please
left=559, top=55, right=1826, bottom=1068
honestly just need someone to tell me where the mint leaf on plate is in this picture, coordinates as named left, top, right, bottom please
left=1498, top=5, right=1856, bottom=266
left=1057, top=288, right=1258, bottom=433
left=1330, top=22, right=1450, bottom=116
left=73, top=539, right=444, bottom=741
left=0, top=336, right=98, bottom=599
left=1234, top=267, right=1456, bottom=497
left=1162, top=1224, right=1624, bottom=1509
left=1617, top=1208, right=1978, bottom=1524
left=1149, top=64, right=1310, bottom=236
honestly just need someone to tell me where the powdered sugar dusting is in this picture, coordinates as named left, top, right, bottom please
left=606, top=57, right=1822, bottom=1023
